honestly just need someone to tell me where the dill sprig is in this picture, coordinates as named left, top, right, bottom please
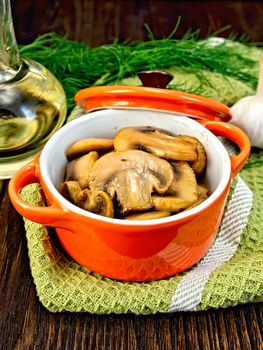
left=19, top=31, right=261, bottom=110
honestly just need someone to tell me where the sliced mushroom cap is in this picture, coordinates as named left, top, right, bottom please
left=124, top=210, right=171, bottom=220
left=114, top=127, right=197, bottom=161
left=177, top=135, right=206, bottom=175
left=152, top=161, right=198, bottom=212
left=66, top=138, right=114, bottom=160
left=59, top=181, right=114, bottom=217
left=88, top=150, right=174, bottom=214
left=185, top=184, right=209, bottom=211
left=109, top=169, right=154, bottom=212
left=65, top=151, right=98, bottom=189
left=167, top=161, right=198, bottom=200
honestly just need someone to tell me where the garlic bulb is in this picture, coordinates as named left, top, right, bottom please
left=230, top=57, right=263, bottom=148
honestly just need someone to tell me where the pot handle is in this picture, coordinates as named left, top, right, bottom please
left=198, top=120, right=251, bottom=177
left=8, top=157, right=67, bottom=226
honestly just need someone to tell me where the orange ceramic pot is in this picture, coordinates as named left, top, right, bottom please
left=8, top=89, right=250, bottom=281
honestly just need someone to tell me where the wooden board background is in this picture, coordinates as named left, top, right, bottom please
left=11, top=0, right=263, bottom=46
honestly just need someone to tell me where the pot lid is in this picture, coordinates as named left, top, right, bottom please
left=75, top=70, right=232, bottom=122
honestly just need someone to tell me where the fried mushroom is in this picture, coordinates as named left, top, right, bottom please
left=59, top=180, right=114, bottom=217
left=59, top=180, right=82, bottom=203
left=177, top=135, right=206, bottom=175
left=124, top=210, right=171, bottom=220
left=152, top=161, right=198, bottom=212
left=88, top=150, right=174, bottom=214
left=185, top=184, right=209, bottom=211
left=114, top=127, right=197, bottom=161
left=65, top=151, right=98, bottom=189
left=197, top=184, right=209, bottom=200
left=66, top=138, right=114, bottom=160
left=77, top=189, right=114, bottom=217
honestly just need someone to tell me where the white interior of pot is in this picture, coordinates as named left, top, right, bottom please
left=40, top=109, right=231, bottom=225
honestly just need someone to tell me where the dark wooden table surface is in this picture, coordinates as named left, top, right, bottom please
left=0, top=180, right=262, bottom=350
left=11, top=0, right=263, bottom=46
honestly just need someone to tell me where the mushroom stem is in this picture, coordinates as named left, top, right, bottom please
left=152, top=196, right=196, bottom=212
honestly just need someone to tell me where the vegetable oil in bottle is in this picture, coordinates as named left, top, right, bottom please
left=0, top=0, right=67, bottom=178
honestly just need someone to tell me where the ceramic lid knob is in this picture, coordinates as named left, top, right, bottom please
left=138, top=70, right=173, bottom=89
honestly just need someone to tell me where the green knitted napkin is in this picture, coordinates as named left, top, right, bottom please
left=20, top=147, right=263, bottom=314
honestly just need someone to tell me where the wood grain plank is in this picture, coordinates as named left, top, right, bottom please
left=206, top=313, right=221, bottom=350
left=224, top=309, right=242, bottom=350
left=108, top=317, right=126, bottom=350
left=195, top=313, right=211, bottom=350
left=144, top=318, right=160, bottom=350
left=244, top=304, right=263, bottom=350
left=158, top=317, right=173, bottom=350
left=231, top=307, right=252, bottom=350
left=126, top=319, right=138, bottom=350
left=176, top=314, right=187, bottom=349
left=10, top=0, right=263, bottom=46
left=216, top=311, right=229, bottom=350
